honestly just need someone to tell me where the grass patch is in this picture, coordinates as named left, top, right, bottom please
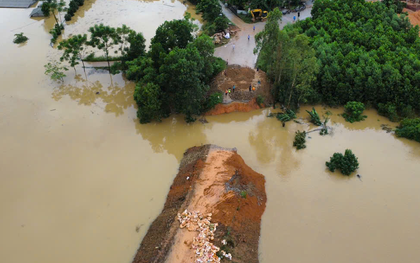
left=237, top=13, right=253, bottom=23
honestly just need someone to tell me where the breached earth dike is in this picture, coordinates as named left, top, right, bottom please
left=132, top=145, right=267, bottom=263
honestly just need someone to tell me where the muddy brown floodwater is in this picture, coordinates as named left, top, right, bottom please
left=1, top=2, right=420, bottom=263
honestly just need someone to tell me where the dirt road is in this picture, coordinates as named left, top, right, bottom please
left=214, top=3, right=313, bottom=68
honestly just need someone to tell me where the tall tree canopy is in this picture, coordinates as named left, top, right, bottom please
left=258, top=0, right=420, bottom=119
left=130, top=17, right=225, bottom=123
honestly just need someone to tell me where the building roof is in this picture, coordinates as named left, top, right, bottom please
left=0, top=0, right=38, bottom=8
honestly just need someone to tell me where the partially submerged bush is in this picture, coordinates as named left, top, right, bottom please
left=256, top=95, right=264, bottom=107
left=326, top=149, right=359, bottom=176
left=306, top=107, right=322, bottom=126
left=320, top=118, right=329, bottom=135
left=343, top=101, right=366, bottom=123
left=395, top=118, right=420, bottom=142
left=13, top=33, right=28, bottom=44
left=293, top=130, right=306, bottom=150
left=50, top=23, right=64, bottom=44
left=275, top=109, right=296, bottom=123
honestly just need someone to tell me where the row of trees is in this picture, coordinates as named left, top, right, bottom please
left=298, top=0, right=420, bottom=120
left=41, top=0, right=66, bottom=43
left=57, top=24, right=145, bottom=73
left=255, top=8, right=319, bottom=109
left=256, top=0, right=420, bottom=123
left=64, top=0, right=85, bottom=21
left=127, top=15, right=226, bottom=123
left=227, top=0, right=303, bottom=11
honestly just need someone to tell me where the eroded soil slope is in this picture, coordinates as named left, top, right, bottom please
left=132, top=145, right=267, bottom=263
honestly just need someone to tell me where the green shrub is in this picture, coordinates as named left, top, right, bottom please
left=343, top=101, right=367, bottom=123
left=13, top=33, right=28, bottom=44
left=293, top=130, right=306, bottom=150
left=326, top=149, right=359, bottom=176
left=203, top=92, right=223, bottom=112
left=64, top=13, right=71, bottom=21
left=377, top=102, right=399, bottom=122
left=212, top=57, right=226, bottom=77
left=240, top=190, right=247, bottom=198
left=133, top=83, right=163, bottom=124
left=306, top=107, right=322, bottom=126
left=214, top=16, right=229, bottom=32
left=395, top=118, right=420, bottom=142
left=400, top=105, right=416, bottom=119
left=256, top=95, right=264, bottom=107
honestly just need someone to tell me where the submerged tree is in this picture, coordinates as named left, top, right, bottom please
left=44, top=61, right=68, bottom=82
left=293, top=130, right=306, bottom=150
left=13, top=33, right=28, bottom=44
left=326, top=149, right=359, bottom=176
left=87, top=24, right=120, bottom=71
left=306, top=107, right=322, bottom=126
left=58, top=34, right=88, bottom=72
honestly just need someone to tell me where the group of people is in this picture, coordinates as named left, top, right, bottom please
left=224, top=85, right=256, bottom=96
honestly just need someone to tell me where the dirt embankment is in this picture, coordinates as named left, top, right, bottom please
left=404, top=8, right=420, bottom=30
left=205, top=98, right=263, bottom=116
left=132, top=145, right=267, bottom=263
left=207, top=65, right=272, bottom=115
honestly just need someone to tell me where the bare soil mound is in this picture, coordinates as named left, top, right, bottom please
left=132, top=145, right=267, bottom=263
left=405, top=8, right=420, bottom=29
left=210, top=65, right=272, bottom=104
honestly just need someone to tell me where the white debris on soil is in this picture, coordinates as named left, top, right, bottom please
left=177, top=210, right=232, bottom=262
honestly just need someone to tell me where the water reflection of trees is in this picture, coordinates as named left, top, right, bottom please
left=248, top=118, right=302, bottom=176
left=133, top=116, right=209, bottom=162
left=52, top=73, right=135, bottom=116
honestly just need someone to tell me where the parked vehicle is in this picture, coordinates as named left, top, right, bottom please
left=294, top=4, right=306, bottom=12
left=281, top=9, right=291, bottom=15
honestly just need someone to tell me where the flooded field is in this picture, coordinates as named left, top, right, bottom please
left=1, top=1, right=420, bottom=263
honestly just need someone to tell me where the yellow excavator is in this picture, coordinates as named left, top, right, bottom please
left=251, top=9, right=268, bottom=22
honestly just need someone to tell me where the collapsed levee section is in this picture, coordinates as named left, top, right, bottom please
left=132, top=144, right=266, bottom=263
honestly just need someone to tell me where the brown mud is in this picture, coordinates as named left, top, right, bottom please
left=132, top=145, right=266, bottom=263
left=210, top=65, right=271, bottom=102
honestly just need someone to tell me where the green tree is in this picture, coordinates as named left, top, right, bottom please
left=126, top=30, right=146, bottom=60
left=150, top=17, right=196, bottom=55
left=158, top=46, right=208, bottom=122
left=326, top=149, right=359, bottom=176
left=291, top=0, right=420, bottom=120
left=58, top=34, right=88, bottom=72
left=44, top=61, right=68, bottom=82
left=41, top=0, right=65, bottom=25
left=87, top=24, right=120, bottom=71
left=133, top=83, right=163, bottom=124
left=343, top=101, right=367, bottom=123
left=126, top=57, right=157, bottom=83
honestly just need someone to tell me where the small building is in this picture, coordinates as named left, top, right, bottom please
left=30, top=2, right=45, bottom=17
left=0, top=0, right=38, bottom=8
